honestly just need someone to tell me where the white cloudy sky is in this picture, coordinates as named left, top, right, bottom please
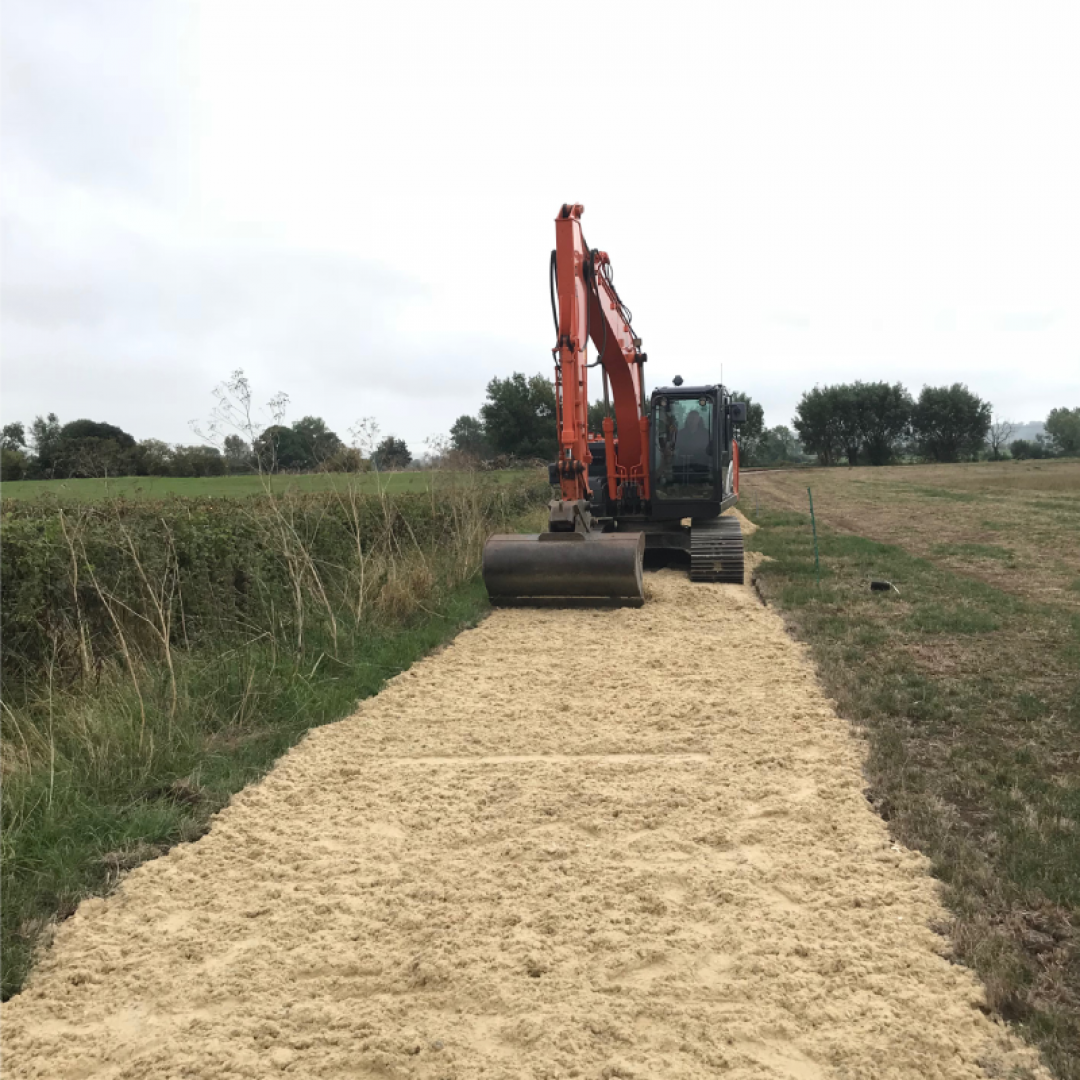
left=3, top=1, right=1078, bottom=450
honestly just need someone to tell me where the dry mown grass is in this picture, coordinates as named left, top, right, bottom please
left=742, top=459, right=1080, bottom=1080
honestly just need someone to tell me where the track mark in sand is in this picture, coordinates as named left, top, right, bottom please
left=610, top=953, right=674, bottom=986
left=201, top=938, right=260, bottom=976
left=694, top=951, right=736, bottom=988
left=379, top=752, right=710, bottom=765
left=610, top=949, right=735, bottom=990
left=1, top=568, right=1051, bottom=1079
left=737, top=1039, right=824, bottom=1079
left=365, top=821, right=407, bottom=839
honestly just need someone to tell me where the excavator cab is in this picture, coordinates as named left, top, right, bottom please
left=650, top=382, right=745, bottom=521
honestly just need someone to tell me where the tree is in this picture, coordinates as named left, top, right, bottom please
left=987, top=417, right=1016, bottom=460
left=830, top=385, right=863, bottom=466
left=59, top=419, right=136, bottom=448
left=755, top=425, right=803, bottom=465
left=793, top=387, right=845, bottom=465
left=46, top=419, right=138, bottom=478
left=1044, top=407, right=1080, bottom=456
left=792, top=382, right=912, bottom=466
left=373, top=435, right=412, bottom=470
left=911, top=384, right=992, bottom=462
left=254, top=425, right=312, bottom=471
left=1, top=448, right=27, bottom=481
left=853, top=382, right=913, bottom=465
left=29, top=413, right=63, bottom=478
left=479, top=373, right=557, bottom=460
left=291, top=416, right=343, bottom=464
left=223, top=434, right=253, bottom=473
left=587, top=398, right=616, bottom=434
left=134, top=439, right=173, bottom=475
left=170, top=445, right=226, bottom=478
left=320, top=446, right=368, bottom=473
left=2, top=422, right=26, bottom=452
left=449, top=415, right=491, bottom=459
left=727, top=391, right=765, bottom=464
left=1009, top=438, right=1046, bottom=461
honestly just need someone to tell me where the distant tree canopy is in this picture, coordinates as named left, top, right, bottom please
left=291, top=415, right=344, bottom=464
left=2, top=422, right=27, bottom=452
left=587, top=399, right=615, bottom=434
left=1008, top=438, right=1049, bottom=461
left=373, top=436, right=412, bottom=470
left=169, top=445, right=227, bottom=478
left=793, top=382, right=913, bottom=466
left=1, top=422, right=29, bottom=481
left=753, top=424, right=805, bottom=466
left=449, top=414, right=491, bottom=459
left=727, top=391, right=765, bottom=464
left=479, top=373, right=557, bottom=460
left=60, top=419, right=136, bottom=448
left=19, top=417, right=141, bottom=478
left=254, top=417, right=343, bottom=472
left=255, top=425, right=309, bottom=471
left=222, top=434, right=254, bottom=472
left=3, top=378, right=1071, bottom=486
left=911, top=384, right=991, bottom=463
left=1044, top=407, right=1080, bottom=456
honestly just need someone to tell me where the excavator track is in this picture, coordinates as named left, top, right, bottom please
left=690, top=516, right=745, bottom=584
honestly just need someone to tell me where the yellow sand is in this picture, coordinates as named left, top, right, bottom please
left=2, top=527, right=1048, bottom=1078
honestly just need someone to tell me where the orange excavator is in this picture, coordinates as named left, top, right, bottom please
left=482, top=204, right=747, bottom=606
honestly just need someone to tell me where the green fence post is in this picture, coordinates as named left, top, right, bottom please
left=807, top=486, right=820, bottom=584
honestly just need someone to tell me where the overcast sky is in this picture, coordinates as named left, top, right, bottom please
left=3, top=1, right=1078, bottom=452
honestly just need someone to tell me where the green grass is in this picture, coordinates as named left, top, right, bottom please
left=0, top=469, right=543, bottom=503
left=0, top=479, right=551, bottom=1000
left=746, top=508, right=1080, bottom=1079
left=1, top=580, right=493, bottom=999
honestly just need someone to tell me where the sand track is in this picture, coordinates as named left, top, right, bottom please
left=3, top=549, right=1048, bottom=1078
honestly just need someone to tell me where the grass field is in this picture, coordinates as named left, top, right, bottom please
left=742, top=458, right=1080, bottom=1079
left=0, top=468, right=544, bottom=502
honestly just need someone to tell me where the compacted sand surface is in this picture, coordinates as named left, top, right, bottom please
left=3, top=536, right=1048, bottom=1079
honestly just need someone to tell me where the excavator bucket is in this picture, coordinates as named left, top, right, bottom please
left=483, top=531, right=645, bottom=608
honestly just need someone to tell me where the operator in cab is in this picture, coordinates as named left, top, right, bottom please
left=680, top=410, right=710, bottom=457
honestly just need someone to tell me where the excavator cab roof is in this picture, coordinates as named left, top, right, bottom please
left=652, top=383, right=727, bottom=398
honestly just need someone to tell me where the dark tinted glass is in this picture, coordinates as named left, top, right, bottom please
left=653, top=396, right=716, bottom=501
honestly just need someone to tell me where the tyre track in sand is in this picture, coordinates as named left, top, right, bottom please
left=3, top=525, right=1049, bottom=1079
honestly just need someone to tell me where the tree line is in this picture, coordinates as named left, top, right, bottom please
left=4, top=375, right=1076, bottom=483
left=791, top=383, right=1078, bottom=466
left=452, top=375, right=1077, bottom=467
left=0, top=415, right=415, bottom=482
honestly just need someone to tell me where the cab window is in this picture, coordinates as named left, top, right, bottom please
left=652, top=395, right=716, bottom=500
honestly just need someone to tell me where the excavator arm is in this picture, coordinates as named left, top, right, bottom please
left=553, top=204, right=649, bottom=506
left=482, top=203, right=658, bottom=607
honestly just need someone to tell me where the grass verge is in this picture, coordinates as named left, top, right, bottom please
left=1, top=478, right=548, bottom=999
left=1, top=578, right=496, bottom=1000
left=746, top=509, right=1080, bottom=1080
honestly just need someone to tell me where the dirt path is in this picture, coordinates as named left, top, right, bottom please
left=3, top=534, right=1048, bottom=1078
